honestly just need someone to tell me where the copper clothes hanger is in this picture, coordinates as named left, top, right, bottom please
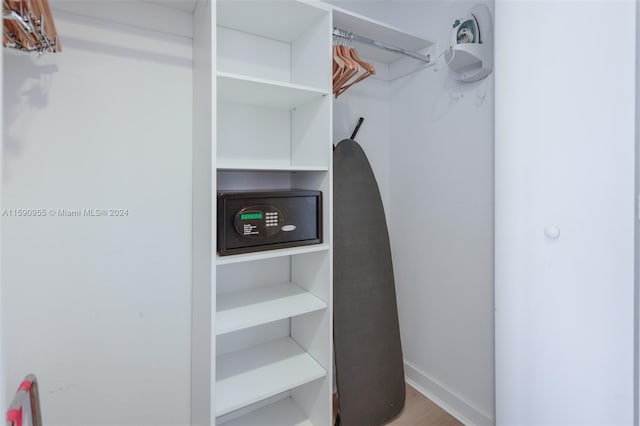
left=3, top=0, right=61, bottom=55
left=336, top=45, right=375, bottom=97
left=332, top=29, right=375, bottom=98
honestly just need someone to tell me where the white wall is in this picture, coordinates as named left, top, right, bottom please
left=495, top=1, right=636, bottom=424
left=329, top=1, right=495, bottom=424
left=2, top=5, right=193, bottom=425
left=333, top=78, right=392, bottom=208
left=387, top=2, right=494, bottom=424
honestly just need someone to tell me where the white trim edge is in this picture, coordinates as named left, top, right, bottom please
left=404, top=361, right=494, bottom=426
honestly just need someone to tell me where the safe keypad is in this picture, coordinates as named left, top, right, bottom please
left=266, top=212, right=279, bottom=227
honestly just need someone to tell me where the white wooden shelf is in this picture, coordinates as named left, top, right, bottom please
left=216, top=282, right=327, bottom=336
left=216, top=244, right=329, bottom=266
left=215, top=337, right=327, bottom=417
left=332, top=7, right=433, bottom=64
left=217, top=72, right=328, bottom=110
left=221, top=397, right=313, bottom=426
left=216, top=160, right=329, bottom=172
left=217, top=0, right=329, bottom=43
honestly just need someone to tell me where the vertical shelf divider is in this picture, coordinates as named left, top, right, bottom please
left=191, top=0, right=216, bottom=424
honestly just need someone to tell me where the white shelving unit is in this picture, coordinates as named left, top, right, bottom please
left=215, top=337, right=327, bottom=416
left=216, top=243, right=330, bottom=266
left=216, top=162, right=329, bottom=172
left=216, top=282, right=327, bottom=335
left=217, top=72, right=328, bottom=110
left=222, top=398, right=313, bottom=426
left=211, top=1, right=333, bottom=425
left=217, top=0, right=327, bottom=43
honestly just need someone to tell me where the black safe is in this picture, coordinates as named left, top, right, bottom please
left=217, top=190, right=322, bottom=256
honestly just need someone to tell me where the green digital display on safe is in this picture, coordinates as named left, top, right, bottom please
left=240, top=212, right=263, bottom=220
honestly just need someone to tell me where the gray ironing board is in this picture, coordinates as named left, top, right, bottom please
left=333, top=139, right=405, bottom=426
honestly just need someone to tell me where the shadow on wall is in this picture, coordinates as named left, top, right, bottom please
left=430, top=75, right=491, bottom=121
left=61, top=36, right=192, bottom=68
left=3, top=52, right=58, bottom=176
left=52, top=10, right=192, bottom=68
left=391, top=61, right=492, bottom=122
left=388, top=51, right=492, bottom=124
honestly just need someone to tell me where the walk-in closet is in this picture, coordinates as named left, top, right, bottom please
left=1, top=1, right=638, bottom=426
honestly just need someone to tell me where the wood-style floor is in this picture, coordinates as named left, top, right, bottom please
left=334, top=383, right=462, bottom=426
left=385, top=384, right=462, bottom=426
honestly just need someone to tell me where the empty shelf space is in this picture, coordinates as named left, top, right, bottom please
left=217, top=0, right=329, bottom=43
left=216, top=244, right=330, bottom=265
left=221, top=397, right=313, bottom=426
left=215, top=337, right=326, bottom=417
left=216, top=282, right=327, bottom=335
left=217, top=72, right=328, bottom=109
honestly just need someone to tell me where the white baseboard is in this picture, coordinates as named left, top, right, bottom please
left=404, top=361, right=494, bottom=426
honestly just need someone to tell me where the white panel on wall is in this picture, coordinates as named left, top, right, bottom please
left=2, top=6, right=192, bottom=425
left=217, top=101, right=291, bottom=165
left=216, top=320, right=290, bottom=357
left=217, top=27, right=291, bottom=82
left=495, top=1, right=636, bottom=424
left=217, top=257, right=291, bottom=294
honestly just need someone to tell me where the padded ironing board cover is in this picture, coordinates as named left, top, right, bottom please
left=333, top=138, right=405, bottom=425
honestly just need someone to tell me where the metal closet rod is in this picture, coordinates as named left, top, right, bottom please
left=333, top=27, right=430, bottom=64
